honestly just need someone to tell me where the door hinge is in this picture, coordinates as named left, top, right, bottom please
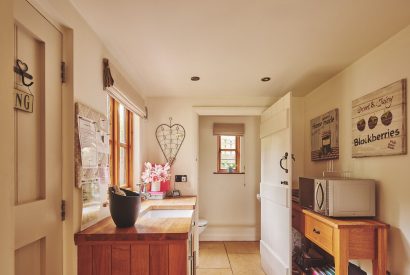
left=61, top=62, right=66, bottom=83
left=61, top=200, right=66, bottom=221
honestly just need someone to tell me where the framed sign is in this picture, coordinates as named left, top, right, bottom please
left=15, top=89, right=34, bottom=113
left=311, top=108, right=339, bottom=161
left=352, top=79, right=407, bottom=157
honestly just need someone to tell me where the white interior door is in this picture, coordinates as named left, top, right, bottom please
left=259, top=92, right=293, bottom=275
left=13, top=0, right=63, bottom=274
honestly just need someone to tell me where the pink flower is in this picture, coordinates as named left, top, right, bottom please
left=141, top=162, right=170, bottom=184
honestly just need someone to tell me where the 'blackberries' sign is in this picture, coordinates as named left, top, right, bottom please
left=352, top=79, right=407, bottom=157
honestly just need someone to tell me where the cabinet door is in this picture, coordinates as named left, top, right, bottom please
left=150, top=244, right=168, bottom=275
left=131, top=244, right=149, bottom=275
left=169, top=241, right=188, bottom=275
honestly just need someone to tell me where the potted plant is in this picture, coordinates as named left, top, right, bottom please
left=228, top=163, right=236, bottom=173
left=141, top=162, right=171, bottom=191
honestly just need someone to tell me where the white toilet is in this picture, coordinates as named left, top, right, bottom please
left=198, top=219, right=208, bottom=235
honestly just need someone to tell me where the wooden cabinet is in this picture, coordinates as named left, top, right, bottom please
left=77, top=238, right=193, bottom=275
left=292, top=202, right=389, bottom=275
left=74, top=197, right=197, bottom=275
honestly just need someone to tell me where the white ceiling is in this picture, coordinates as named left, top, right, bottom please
left=70, top=0, right=410, bottom=98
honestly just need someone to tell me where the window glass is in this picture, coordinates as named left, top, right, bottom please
left=119, top=147, right=126, bottom=186
left=119, top=104, right=126, bottom=144
left=221, top=135, right=236, bottom=149
left=220, top=151, right=236, bottom=169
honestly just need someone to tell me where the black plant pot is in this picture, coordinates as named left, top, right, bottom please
left=109, top=187, right=141, bottom=228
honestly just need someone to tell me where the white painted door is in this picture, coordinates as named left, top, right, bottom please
left=13, top=0, right=63, bottom=274
left=259, top=92, right=293, bottom=275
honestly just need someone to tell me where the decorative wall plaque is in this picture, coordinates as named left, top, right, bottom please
left=352, top=79, right=407, bottom=157
left=14, top=89, right=34, bottom=113
left=311, top=109, right=339, bottom=161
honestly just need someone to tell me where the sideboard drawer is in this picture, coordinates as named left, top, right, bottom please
left=305, top=215, right=333, bottom=254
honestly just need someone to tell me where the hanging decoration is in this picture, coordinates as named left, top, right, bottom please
left=155, top=117, right=186, bottom=165
left=14, top=59, right=34, bottom=113
left=14, top=59, right=34, bottom=87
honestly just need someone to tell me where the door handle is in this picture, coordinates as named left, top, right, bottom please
left=256, top=194, right=261, bottom=201
left=279, top=152, right=289, bottom=173
left=280, top=181, right=288, bottom=185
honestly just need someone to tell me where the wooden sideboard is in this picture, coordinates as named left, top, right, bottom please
left=292, top=202, right=389, bottom=275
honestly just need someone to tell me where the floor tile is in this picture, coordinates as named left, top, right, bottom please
left=225, top=241, right=260, bottom=254
left=196, top=268, right=233, bottom=275
left=198, top=242, right=230, bottom=268
left=200, top=242, right=226, bottom=250
left=228, top=253, right=266, bottom=275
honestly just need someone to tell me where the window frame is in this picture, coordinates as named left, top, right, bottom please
left=217, top=135, right=240, bottom=173
left=110, top=98, right=134, bottom=189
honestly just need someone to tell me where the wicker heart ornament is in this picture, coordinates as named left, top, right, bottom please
left=155, top=118, right=185, bottom=165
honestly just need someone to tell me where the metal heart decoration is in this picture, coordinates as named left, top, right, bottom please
left=155, top=118, right=186, bottom=165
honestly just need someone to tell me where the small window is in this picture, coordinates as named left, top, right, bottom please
left=217, top=135, right=240, bottom=173
left=110, top=98, right=133, bottom=188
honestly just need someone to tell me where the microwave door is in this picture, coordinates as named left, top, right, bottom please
left=315, top=182, right=325, bottom=214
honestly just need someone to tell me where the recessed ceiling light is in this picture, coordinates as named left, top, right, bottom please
left=191, top=76, right=200, bottom=81
left=261, top=77, right=271, bottom=82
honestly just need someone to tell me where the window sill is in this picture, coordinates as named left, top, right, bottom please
left=213, top=172, right=245, bottom=175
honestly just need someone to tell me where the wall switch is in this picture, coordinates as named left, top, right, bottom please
left=175, top=175, right=188, bottom=182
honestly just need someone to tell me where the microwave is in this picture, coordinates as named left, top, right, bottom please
left=299, top=177, right=376, bottom=217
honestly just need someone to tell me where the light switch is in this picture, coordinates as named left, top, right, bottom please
left=175, top=175, right=188, bottom=182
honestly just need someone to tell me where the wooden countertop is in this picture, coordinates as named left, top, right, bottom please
left=302, top=208, right=389, bottom=229
left=74, top=196, right=197, bottom=244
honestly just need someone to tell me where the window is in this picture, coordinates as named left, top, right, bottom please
left=110, top=98, right=133, bottom=188
left=217, top=135, right=240, bottom=173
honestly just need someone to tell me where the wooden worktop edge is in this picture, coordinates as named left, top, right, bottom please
left=302, top=209, right=389, bottom=229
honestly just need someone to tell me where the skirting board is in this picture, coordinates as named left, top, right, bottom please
left=199, top=225, right=260, bottom=241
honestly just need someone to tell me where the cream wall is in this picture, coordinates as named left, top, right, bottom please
left=144, top=97, right=275, bottom=196
left=144, top=97, right=273, bottom=259
left=198, top=116, right=261, bottom=241
left=303, top=25, right=410, bottom=274
left=0, top=0, right=16, bottom=274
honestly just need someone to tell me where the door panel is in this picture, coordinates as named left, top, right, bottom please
left=15, top=24, right=45, bottom=205
left=14, top=0, right=62, bottom=274
left=260, top=92, right=292, bottom=275
left=15, top=238, right=45, bottom=275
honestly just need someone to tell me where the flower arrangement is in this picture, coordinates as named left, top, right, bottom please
left=141, top=162, right=170, bottom=191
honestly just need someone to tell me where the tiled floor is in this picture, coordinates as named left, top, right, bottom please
left=196, top=241, right=266, bottom=275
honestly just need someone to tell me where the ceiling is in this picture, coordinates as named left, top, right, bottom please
left=70, top=0, right=410, bottom=98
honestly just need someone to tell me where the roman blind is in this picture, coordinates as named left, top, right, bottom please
left=103, top=58, right=147, bottom=118
left=213, top=123, right=245, bottom=136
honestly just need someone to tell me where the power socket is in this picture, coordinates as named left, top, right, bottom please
left=175, top=175, right=187, bottom=182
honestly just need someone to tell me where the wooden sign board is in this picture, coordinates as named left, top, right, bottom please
left=15, top=89, right=34, bottom=113
left=311, top=108, right=339, bottom=161
left=352, top=79, right=407, bottom=157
